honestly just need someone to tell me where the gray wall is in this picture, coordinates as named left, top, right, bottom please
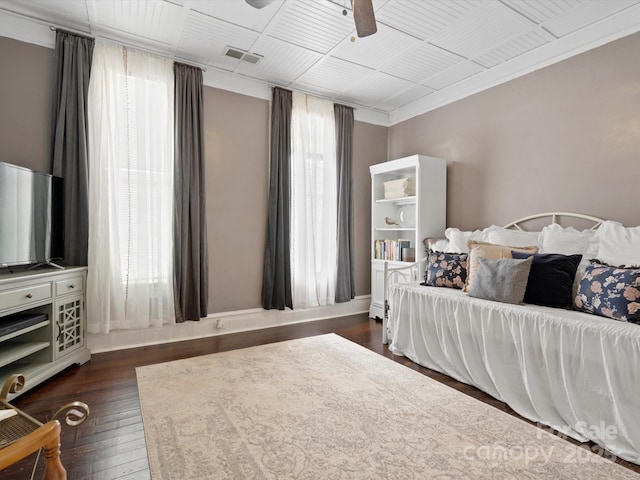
left=0, top=36, right=53, bottom=173
left=0, top=35, right=384, bottom=312
left=389, top=32, right=640, bottom=230
left=203, top=87, right=269, bottom=312
left=354, top=121, right=389, bottom=299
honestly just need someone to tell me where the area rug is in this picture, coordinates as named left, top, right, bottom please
left=136, top=334, right=638, bottom=479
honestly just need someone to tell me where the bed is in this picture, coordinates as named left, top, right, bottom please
left=383, top=212, right=640, bottom=465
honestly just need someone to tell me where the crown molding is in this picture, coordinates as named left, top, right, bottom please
left=0, top=9, right=56, bottom=48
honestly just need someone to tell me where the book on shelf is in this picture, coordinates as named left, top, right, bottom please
left=373, top=239, right=413, bottom=261
left=398, top=239, right=412, bottom=261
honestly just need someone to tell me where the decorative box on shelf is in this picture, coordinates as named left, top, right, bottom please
left=383, top=177, right=415, bottom=199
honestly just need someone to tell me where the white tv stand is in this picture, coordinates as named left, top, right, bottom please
left=0, top=266, right=91, bottom=400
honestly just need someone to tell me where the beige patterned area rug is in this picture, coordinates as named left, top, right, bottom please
left=136, top=334, right=638, bottom=479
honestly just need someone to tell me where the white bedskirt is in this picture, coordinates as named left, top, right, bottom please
left=388, top=283, right=640, bottom=464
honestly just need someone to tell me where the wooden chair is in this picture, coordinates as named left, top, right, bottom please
left=0, top=374, right=89, bottom=480
left=0, top=419, right=65, bottom=480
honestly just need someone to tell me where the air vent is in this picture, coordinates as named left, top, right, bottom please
left=242, top=53, right=262, bottom=64
left=224, top=48, right=244, bottom=60
left=224, top=47, right=263, bottom=64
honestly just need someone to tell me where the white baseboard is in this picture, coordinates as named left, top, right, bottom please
left=87, top=295, right=371, bottom=353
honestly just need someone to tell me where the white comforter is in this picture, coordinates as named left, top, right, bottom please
left=388, top=283, right=640, bottom=464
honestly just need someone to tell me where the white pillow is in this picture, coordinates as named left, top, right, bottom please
left=429, top=238, right=449, bottom=252
left=444, top=227, right=495, bottom=253
left=595, top=221, right=640, bottom=266
left=541, top=223, right=598, bottom=257
left=486, top=227, right=542, bottom=248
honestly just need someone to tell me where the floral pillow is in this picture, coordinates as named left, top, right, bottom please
left=574, top=262, right=640, bottom=322
left=424, top=250, right=468, bottom=289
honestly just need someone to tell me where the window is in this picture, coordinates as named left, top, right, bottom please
left=86, top=43, right=175, bottom=333
left=290, top=92, right=337, bottom=308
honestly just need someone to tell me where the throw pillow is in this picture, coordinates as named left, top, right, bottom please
left=426, top=238, right=449, bottom=252
left=467, top=256, right=533, bottom=304
left=486, top=227, right=542, bottom=249
left=574, top=262, right=640, bottom=322
left=424, top=251, right=468, bottom=289
left=541, top=223, right=598, bottom=256
left=511, top=251, right=582, bottom=308
left=443, top=227, right=495, bottom=254
left=540, top=224, right=600, bottom=300
left=595, top=221, right=640, bottom=267
left=465, top=241, right=539, bottom=292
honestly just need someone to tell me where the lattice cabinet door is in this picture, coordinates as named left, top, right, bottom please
left=54, top=294, right=85, bottom=359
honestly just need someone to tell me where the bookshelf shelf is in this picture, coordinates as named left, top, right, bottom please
left=375, top=196, right=416, bottom=205
left=374, top=227, right=416, bottom=231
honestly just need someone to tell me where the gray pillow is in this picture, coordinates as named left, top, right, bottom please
left=467, top=256, right=533, bottom=304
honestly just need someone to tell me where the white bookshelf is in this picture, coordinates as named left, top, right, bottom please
left=369, top=155, right=446, bottom=319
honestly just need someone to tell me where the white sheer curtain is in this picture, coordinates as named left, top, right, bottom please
left=291, top=92, right=337, bottom=308
left=86, top=42, right=175, bottom=333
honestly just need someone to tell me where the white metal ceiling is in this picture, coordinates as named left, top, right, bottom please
left=0, top=0, right=639, bottom=123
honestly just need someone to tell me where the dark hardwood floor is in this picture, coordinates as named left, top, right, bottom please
left=2, top=314, right=638, bottom=479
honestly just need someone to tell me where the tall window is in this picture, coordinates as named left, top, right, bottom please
left=86, top=42, right=175, bottom=333
left=290, top=92, right=337, bottom=308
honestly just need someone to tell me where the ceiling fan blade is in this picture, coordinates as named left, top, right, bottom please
left=245, top=0, right=277, bottom=8
left=353, top=0, right=377, bottom=38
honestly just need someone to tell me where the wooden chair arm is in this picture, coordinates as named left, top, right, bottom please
left=0, top=420, right=66, bottom=480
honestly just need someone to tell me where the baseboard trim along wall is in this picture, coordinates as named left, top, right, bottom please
left=87, top=295, right=371, bottom=353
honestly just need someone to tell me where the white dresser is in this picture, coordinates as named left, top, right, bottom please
left=0, top=267, right=91, bottom=400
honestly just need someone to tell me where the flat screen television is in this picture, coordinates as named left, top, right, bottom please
left=0, top=162, right=64, bottom=269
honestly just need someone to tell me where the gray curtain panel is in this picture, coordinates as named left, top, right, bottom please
left=51, top=30, right=94, bottom=266
left=261, top=87, right=293, bottom=310
left=334, top=104, right=355, bottom=303
left=173, top=63, right=209, bottom=322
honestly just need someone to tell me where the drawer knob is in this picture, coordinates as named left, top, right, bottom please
left=26, top=293, right=33, bottom=299
left=69, top=284, right=75, bottom=289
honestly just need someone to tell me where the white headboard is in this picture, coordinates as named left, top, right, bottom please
left=503, top=212, right=604, bottom=231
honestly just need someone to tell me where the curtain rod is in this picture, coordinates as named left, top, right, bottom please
left=49, top=25, right=207, bottom=72
left=49, top=25, right=92, bottom=39
left=269, top=84, right=361, bottom=112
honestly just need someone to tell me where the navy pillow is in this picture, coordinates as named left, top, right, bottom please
left=511, top=251, right=582, bottom=307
